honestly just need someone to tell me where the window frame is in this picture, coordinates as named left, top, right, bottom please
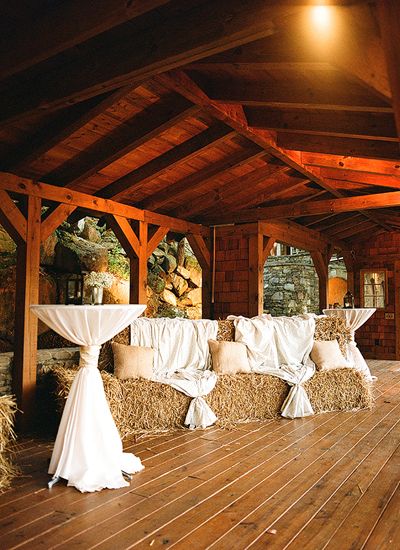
left=360, top=268, right=387, bottom=309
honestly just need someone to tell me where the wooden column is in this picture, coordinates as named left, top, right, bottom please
left=13, top=196, right=41, bottom=430
left=187, top=232, right=212, bottom=319
left=311, top=249, right=329, bottom=313
left=130, top=221, right=148, bottom=305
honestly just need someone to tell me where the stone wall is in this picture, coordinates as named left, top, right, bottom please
left=263, top=253, right=347, bottom=316
left=0, top=347, right=80, bottom=396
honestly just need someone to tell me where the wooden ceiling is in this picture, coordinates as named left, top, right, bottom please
left=1, top=0, right=400, bottom=246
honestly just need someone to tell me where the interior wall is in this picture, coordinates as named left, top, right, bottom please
left=213, top=227, right=252, bottom=318
left=353, top=232, right=399, bottom=360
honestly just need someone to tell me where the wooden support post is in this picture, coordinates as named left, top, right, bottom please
left=129, top=221, right=148, bottom=305
left=187, top=232, right=212, bottom=319
left=311, top=250, right=329, bottom=313
left=13, top=196, right=41, bottom=431
left=0, top=189, right=27, bottom=244
left=248, top=231, right=264, bottom=317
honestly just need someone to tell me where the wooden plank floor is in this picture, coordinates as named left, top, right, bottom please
left=0, top=360, right=399, bottom=550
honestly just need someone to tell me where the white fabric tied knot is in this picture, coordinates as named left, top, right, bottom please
left=185, top=396, right=217, bottom=430
left=281, top=380, right=314, bottom=419
left=159, top=369, right=218, bottom=429
left=79, top=345, right=101, bottom=369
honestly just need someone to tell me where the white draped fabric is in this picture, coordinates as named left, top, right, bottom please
left=229, top=314, right=316, bottom=419
left=131, top=317, right=219, bottom=428
left=31, top=304, right=146, bottom=492
left=159, top=370, right=218, bottom=429
left=130, top=317, right=218, bottom=378
left=322, top=308, right=375, bottom=381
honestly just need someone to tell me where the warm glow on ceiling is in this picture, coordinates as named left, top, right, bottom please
left=311, top=5, right=332, bottom=31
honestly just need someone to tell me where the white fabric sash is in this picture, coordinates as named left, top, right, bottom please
left=159, top=370, right=217, bottom=429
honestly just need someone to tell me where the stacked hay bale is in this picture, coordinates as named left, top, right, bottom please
left=0, top=395, right=18, bottom=490
left=47, top=316, right=373, bottom=439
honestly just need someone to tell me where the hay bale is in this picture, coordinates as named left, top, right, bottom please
left=217, top=320, right=235, bottom=342
left=314, top=316, right=351, bottom=356
left=305, top=368, right=373, bottom=413
left=0, top=395, right=19, bottom=491
left=206, top=373, right=287, bottom=427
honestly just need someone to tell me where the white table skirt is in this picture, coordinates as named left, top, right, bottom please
left=31, top=304, right=146, bottom=492
left=322, top=308, right=376, bottom=381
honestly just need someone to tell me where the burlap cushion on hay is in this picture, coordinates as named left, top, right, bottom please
left=46, top=315, right=372, bottom=439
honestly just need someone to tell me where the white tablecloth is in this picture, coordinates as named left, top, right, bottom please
left=322, top=308, right=376, bottom=381
left=31, top=304, right=146, bottom=492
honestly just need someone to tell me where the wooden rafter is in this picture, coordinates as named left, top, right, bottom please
left=320, top=168, right=400, bottom=189
left=301, top=152, right=400, bottom=176
left=277, top=133, right=400, bottom=161
left=44, top=98, right=199, bottom=189
left=159, top=70, right=390, bottom=232
left=245, top=108, right=397, bottom=140
left=0, top=0, right=170, bottom=80
left=140, top=147, right=265, bottom=211
left=99, top=124, right=235, bottom=200
left=0, top=0, right=277, bottom=125
left=174, top=161, right=286, bottom=218
left=5, top=87, right=134, bottom=172
left=199, top=76, right=390, bottom=111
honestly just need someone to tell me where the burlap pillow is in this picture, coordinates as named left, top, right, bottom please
left=311, top=339, right=349, bottom=371
left=112, top=342, right=154, bottom=380
left=208, top=340, right=251, bottom=374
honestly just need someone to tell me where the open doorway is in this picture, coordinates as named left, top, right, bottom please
left=263, top=242, right=319, bottom=316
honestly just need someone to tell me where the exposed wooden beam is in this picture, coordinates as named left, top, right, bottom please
left=207, top=190, right=400, bottom=224
left=0, top=0, right=170, bottom=80
left=0, top=0, right=276, bottom=125
left=186, top=231, right=212, bottom=319
left=377, top=0, right=400, bottom=145
left=262, top=236, right=275, bottom=263
left=198, top=75, right=391, bottom=112
left=320, top=168, right=400, bottom=189
left=230, top=175, right=310, bottom=210
left=44, top=98, right=199, bottom=189
left=245, top=108, right=397, bottom=140
left=4, top=87, right=133, bottom=172
left=41, top=204, right=77, bottom=243
left=277, top=133, right=400, bottom=161
left=259, top=219, right=346, bottom=251
left=310, top=250, right=328, bottom=311
left=0, top=172, right=204, bottom=235
left=327, top=220, right=375, bottom=240
left=99, top=124, right=235, bottom=200
left=301, top=152, right=400, bottom=176
left=140, top=147, right=265, bottom=212
left=0, top=189, right=27, bottom=244
left=106, top=215, right=140, bottom=258
left=173, top=162, right=287, bottom=218
left=160, top=70, right=389, bottom=232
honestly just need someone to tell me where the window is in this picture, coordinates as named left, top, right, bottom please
left=360, top=269, right=387, bottom=309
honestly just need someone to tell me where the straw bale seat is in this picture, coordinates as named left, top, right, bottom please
left=43, top=317, right=373, bottom=440
left=0, top=395, right=18, bottom=490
